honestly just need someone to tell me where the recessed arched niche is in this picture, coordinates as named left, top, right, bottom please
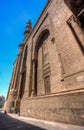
left=34, top=29, right=51, bottom=96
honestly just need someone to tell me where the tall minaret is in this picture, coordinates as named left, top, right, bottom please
left=5, top=20, right=32, bottom=113
left=24, top=20, right=32, bottom=39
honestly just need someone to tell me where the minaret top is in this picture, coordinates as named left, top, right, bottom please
left=24, top=20, right=32, bottom=39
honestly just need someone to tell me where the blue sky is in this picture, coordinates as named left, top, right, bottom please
left=0, top=0, right=47, bottom=97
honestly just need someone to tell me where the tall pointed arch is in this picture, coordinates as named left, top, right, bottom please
left=32, top=29, right=51, bottom=96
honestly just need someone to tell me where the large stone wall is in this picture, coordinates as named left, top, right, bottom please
left=48, top=0, right=84, bottom=93
left=20, top=0, right=84, bottom=125
left=6, top=0, right=84, bottom=126
left=20, top=92, right=84, bottom=126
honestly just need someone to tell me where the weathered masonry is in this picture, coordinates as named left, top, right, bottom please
left=5, top=0, right=84, bottom=126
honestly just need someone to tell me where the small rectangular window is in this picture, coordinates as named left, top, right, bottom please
left=44, top=76, right=50, bottom=94
left=43, top=54, right=49, bottom=65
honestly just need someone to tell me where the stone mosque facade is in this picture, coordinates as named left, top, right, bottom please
left=5, top=0, right=84, bottom=125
